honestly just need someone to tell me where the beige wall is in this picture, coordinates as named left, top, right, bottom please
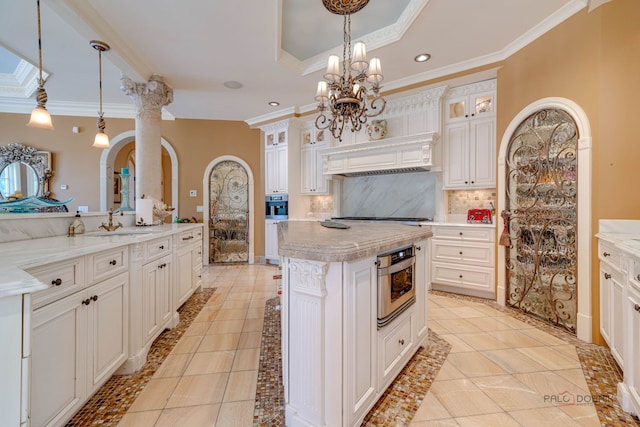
left=0, top=113, right=263, bottom=255
left=496, top=0, right=640, bottom=344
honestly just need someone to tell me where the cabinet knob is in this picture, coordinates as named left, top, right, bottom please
left=635, top=304, right=640, bottom=313
left=109, top=259, right=117, bottom=266
left=91, top=295, right=98, bottom=302
left=159, top=245, right=164, bottom=250
left=398, top=339, right=405, bottom=346
left=52, top=278, right=62, bottom=286
left=471, top=181, right=475, bottom=184
left=82, top=298, right=91, bottom=306
left=459, top=251, right=463, bottom=255
left=459, top=232, right=463, bottom=236
left=464, top=181, right=469, bottom=184
left=603, top=252, right=611, bottom=257
left=416, top=246, right=421, bottom=251
left=459, top=275, right=463, bottom=279
left=636, top=274, right=640, bottom=282
left=604, top=272, right=611, bottom=280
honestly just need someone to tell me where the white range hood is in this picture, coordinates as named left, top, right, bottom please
left=319, top=132, right=439, bottom=177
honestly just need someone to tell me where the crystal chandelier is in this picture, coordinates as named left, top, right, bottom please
left=314, top=0, right=386, bottom=142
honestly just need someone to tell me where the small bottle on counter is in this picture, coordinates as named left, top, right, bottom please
left=71, top=211, right=85, bottom=234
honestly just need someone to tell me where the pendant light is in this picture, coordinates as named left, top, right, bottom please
left=90, top=40, right=110, bottom=148
left=27, top=0, right=54, bottom=130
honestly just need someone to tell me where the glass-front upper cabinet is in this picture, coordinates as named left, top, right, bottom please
left=445, top=82, right=496, bottom=123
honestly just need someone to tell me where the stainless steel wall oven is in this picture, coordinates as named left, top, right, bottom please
left=377, top=245, right=416, bottom=328
left=265, top=194, right=288, bottom=219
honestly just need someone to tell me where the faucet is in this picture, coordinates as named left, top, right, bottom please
left=98, top=209, right=124, bottom=232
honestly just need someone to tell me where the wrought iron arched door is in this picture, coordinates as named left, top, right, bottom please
left=209, top=160, right=249, bottom=263
left=503, top=108, right=578, bottom=333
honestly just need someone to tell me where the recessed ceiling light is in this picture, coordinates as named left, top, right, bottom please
left=268, top=101, right=280, bottom=107
left=414, top=53, right=431, bottom=63
left=223, top=80, right=243, bottom=89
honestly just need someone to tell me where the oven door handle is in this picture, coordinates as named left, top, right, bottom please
left=378, top=256, right=415, bottom=276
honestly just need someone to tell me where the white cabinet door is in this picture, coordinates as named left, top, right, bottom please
left=612, top=274, right=625, bottom=368
left=627, top=284, right=640, bottom=414
left=87, top=272, right=128, bottom=391
left=301, top=146, right=315, bottom=193
left=343, top=257, right=377, bottom=427
left=176, top=247, right=195, bottom=308
left=141, top=254, right=172, bottom=345
left=265, top=220, right=280, bottom=262
left=444, top=122, right=469, bottom=187
left=301, top=141, right=331, bottom=195
left=469, top=117, right=496, bottom=188
left=599, top=266, right=612, bottom=346
left=32, top=294, right=86, bottom=427
left=265, top=147, right=277, bottom=194
left=414, top=240, right=429, bottom=342
left=276, top=145, right=288, bottom=194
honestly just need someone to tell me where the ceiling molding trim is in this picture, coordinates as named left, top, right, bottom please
left=279, top=0, right=430, bottom=77
left=498, top=0, right=588, bottom=59
left=46, top=0, right=147, bottom=82
left=245, top=105, right=298, bottom=128
left=0, top=98, right=175, bottom=120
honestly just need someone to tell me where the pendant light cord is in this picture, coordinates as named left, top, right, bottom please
left=36, top=0, right=44, bottom=86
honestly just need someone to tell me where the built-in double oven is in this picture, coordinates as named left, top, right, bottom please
left=265, top=194, right=288, bottom=219
left=376, top=244, right=416, bottom=328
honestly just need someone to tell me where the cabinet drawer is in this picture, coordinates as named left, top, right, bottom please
left=432, top=241, right=494, bottom=267
left=599, top=240, right=621, bottom=270
left=177, top=228, right=202, bottom=249
left=88, top=247, right=128, bottom=284
left=431, top=262, right=494, bottom=292
left=145, top=236, right=172, bottom=260
left=432, top=226, right=494, bottom=242
left=27, top=257, right=86, bottom=309
left=380, top=313, right=413, bottom=377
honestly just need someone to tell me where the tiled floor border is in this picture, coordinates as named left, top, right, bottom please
left=65, top=287, right=217, bottom=427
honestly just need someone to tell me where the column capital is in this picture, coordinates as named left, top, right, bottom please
left=120, top=74, right=173, bottom=119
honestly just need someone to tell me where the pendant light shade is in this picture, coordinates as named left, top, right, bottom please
left=27, top=0, right=54, bottom=130
left=90, top=40, right=110, bottom=148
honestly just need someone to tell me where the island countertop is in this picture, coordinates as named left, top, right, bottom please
left=278, top=221, right=432, bottom=262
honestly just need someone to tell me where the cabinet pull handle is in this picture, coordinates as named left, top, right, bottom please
left=399, top=339, right=405, bottom=345
left=635, top=304, right=640, bottom=313
left=604, top=273, right=611, bottom=279
left=52, top=278, right=62, bottom=286
left=603, top=252, right=611, bottom=257
left=159, top=245, right=164, bottom=250
left=109, top=259, right=117, bottom=266
left=182, top=236, right=194, bottom=240
left=82, top=298, right=91, bottom=306
left=91, top=295, right=98, bottom=302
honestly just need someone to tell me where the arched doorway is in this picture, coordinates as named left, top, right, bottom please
left=203, top=156, right=255, bottom=264
left=99, top=130, right=179, bottom=221
left=497, top=98, right=592, bottom=342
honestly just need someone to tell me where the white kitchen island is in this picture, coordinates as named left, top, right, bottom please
left=278, top=221, right=432, bottom=427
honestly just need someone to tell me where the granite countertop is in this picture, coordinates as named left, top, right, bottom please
left=0, top=223, right=203, bottom=298
left=278, top=221, right=433, bottom=262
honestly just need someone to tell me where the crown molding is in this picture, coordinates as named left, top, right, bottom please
left=0, top=98, right=175, bottom=120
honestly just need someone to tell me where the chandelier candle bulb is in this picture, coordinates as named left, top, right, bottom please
left=315, top=81, right=329, bottom=101
left=325, top=55, right=340, bottom=81
left=352, top=41, right=368, bottom=72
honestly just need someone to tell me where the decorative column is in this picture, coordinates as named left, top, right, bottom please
left=120, top=74, right=173, bottom=202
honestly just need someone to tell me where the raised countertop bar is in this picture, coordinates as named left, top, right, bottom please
left=278, top=221, right=432, bottom=262
left=0, top=223, right=203, bottom=298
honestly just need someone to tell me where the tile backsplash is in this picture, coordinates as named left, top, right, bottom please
left=448, top=189, right=496, bottom=214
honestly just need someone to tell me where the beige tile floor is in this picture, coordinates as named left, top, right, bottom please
left=117, top=264, right=601, bottom=426
left=117, top=264, right=279, bottom=427
left=410, top=294, right=601, bottom=427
